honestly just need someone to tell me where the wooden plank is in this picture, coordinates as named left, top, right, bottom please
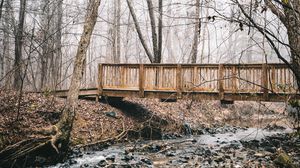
left=262, top=64, right=268, bottom=100
left=193, top=66, right=197, bottom=91
left=139, top=64, right=145, bottom=98
left=52, top=63, right=299, bottom=102
left=232, top=66, right=237, bottom=93
left=97, top=64, right=103, bottom=101
left=218, top=64, right=224, bottom=100
left=176, top=64, right=182, bottom=98
left=159, top=66, right=163, bottom=89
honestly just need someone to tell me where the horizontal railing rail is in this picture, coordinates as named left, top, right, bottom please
left=97, top=63, right=299, bottom=101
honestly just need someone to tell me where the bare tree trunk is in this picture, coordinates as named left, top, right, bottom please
left=39, top=0, right=53, bottom=90
left=191, top=0, right=201, bottom=63
left=14, top=0, right=26, bottom=90
left=3, top=0, right=12, bottom=88
left=263, top=0, right=300, bottom=89
left=158, top=0, right=163, bottom=63
left=52, top=0, right=63, bottom=89
left=124, top=13, right=132, bottom=63
left=0, top=0, right=4, bottom=20
left=126, top=0, right=154, bottom=63
left=112, top=0, right=121, bottom=63
left=146, top=0, right=159, bottom=63
left=284, top=3, right=300, bottom=89
left=55, top=0, right=101, bottom=154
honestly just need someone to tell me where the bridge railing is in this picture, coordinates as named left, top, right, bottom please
left=98, top=63, right=298, bottom=99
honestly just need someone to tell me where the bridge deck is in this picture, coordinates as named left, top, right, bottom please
left=57, top=63, right=300, bottom=102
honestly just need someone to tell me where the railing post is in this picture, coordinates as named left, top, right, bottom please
left=97, top=64, right=103, bottom=102
left=193, top=66, right=197, bottom=91
left=232, top=66, right=237, bottom=93
left=218, top=64, right=224, bottom=100
left=176, top=64, right=182, bottom=99
left=139, top=64, right=145, bottom=98
left=262, top=63, right=268, bottom=100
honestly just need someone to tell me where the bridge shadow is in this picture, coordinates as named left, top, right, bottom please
left=101, top=97, right=167, bottom=125
left=101, top=97, right=170, bottom=140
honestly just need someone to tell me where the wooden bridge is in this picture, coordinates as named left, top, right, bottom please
left=55, top=63, right=299, bottom=102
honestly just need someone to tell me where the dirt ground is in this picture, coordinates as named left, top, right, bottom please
left=0, top=90, right=292, bottom=150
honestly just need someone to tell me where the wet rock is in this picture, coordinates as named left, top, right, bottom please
left=122, top=155, right=134, bottom=162
left=264, top=146, right=277, bottom=153
left=127, top=130, right=140, bottom=139
left=163, top=133, right=183, bottom=139
left=194, top=129, right=205, bottom=135
left=179, top=159, right=189, bottom=163
left=141, top=126, right=162, bottom=140
left=264, top=124, right=286, bottom=131
left=69, top=159, right=77, bottom=165
left=254, top=153, right=266, bottom=158
left=147, top=144, right=161, bottom=152
left=105, top=111, right=118, bottom=119
left=80, top=163, right=90, bottom=167
left=166, top=151, right=176, bottom=157
left=224, top=154, right=231, bottom=159
left=274, top=152, right=296, bottom=168
left=141, top=158, right=152, bottom=165
left=106, top=155, right=116, bottom=162
left=118, top=164, right=132, bottom=168
left=195, top=147, right=213, bottom=157
left=162, top=134, right=176, bottom=139
left=97, top=160, right=108, bottom=167
left=240, top=139, right=259, bottom=149
left=227, top=142, right=241, bottom=150
left=213, top=156, right=225, bottom=163
left=182, top=123, right=192, bottom=135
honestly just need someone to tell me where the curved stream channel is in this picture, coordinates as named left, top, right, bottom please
left=51, top=127, right=292, bottom=168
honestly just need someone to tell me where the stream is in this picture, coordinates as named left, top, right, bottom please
left=50, top=126, right=299, bottom=168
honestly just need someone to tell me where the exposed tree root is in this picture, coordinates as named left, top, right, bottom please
left=0, top=125, right=65, bottom=167
left=0, top=136, right=54, bottom=167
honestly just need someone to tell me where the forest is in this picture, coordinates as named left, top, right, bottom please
left=0, top=0, right=300, bottom=167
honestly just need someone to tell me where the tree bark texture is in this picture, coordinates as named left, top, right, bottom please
left=191, top=0, right=201, bottom=63
left=158, top=0, right=163, bottom=63
left=14, top=0, right=26, bottom=90
left=146, top=0, right=159, bottom=63
left=264, top=0, right=300, bottom=90
left=0, top=0, right=4, bottom=20
left=52, top=0, right=63, bottom=89
left=55, top=0, right=102, bottom=153
left=112, top=0, right=121, bottom=63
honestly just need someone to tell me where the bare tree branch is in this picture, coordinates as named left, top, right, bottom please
left=126, top=0, right=154, bottom=63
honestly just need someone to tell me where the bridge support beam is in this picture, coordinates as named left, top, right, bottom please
left=160, top=99, right=177, bottom=102
left=220, top=100, right=234, bottom=105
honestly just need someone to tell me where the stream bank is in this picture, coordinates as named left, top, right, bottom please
left=0, top=90, right=299, bottom=167
left=51, top=127, right=299, bottom=168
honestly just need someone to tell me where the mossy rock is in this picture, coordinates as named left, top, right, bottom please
left=289, top=100, right=300, bottom=108
left=273, top=152, right=296, bottom=168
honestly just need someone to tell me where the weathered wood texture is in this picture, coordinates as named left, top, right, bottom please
left=96, top=63, right=299, bottom=102
left=53, top=64, right=299, bottom=102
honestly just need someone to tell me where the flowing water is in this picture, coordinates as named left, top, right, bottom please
left=51, top=127, right=293, bottom=168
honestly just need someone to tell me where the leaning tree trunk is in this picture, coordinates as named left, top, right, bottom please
left=0, top=0, right=101, bottom=167
left=53, top=0, right=102, bottom=157
left=126, top=0, right=154, bottom=63
left=146, top=0, right=159, bottom=63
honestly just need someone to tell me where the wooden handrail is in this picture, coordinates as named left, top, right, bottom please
left=97, top=63, right=298, bottom=101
